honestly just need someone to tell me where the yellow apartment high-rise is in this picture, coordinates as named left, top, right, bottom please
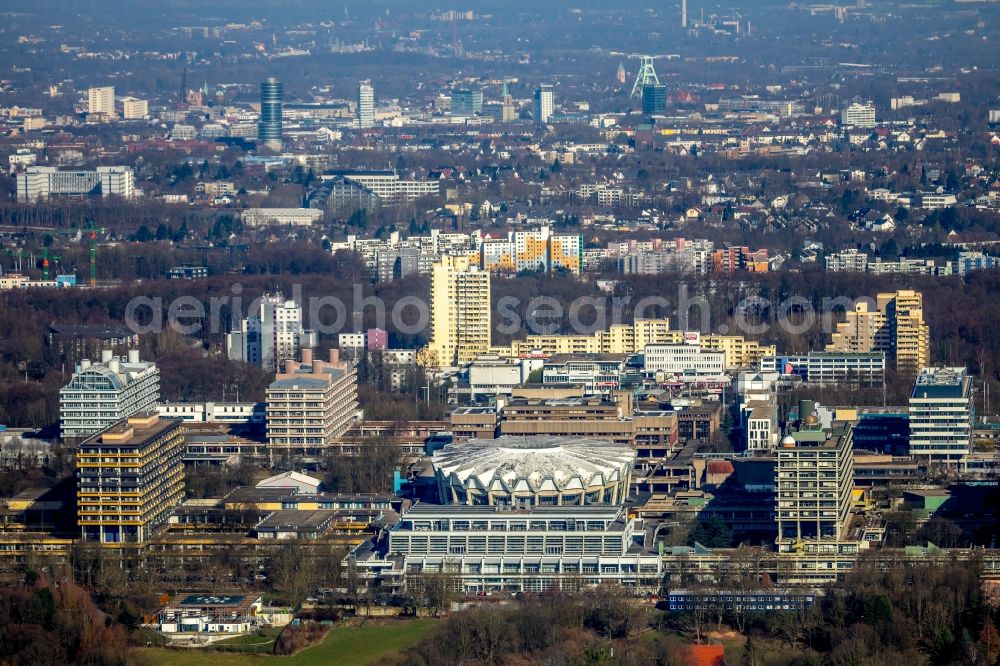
left=826, top=289, right=929, bottom=374
left=77, top=412, right=184, bottom=544
left=425, top=255, right=492, bottom=367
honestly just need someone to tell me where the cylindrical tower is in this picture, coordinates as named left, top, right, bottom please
left=258, top=77, right=283, bottom=148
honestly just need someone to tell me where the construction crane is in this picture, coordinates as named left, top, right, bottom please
left=83, top=220, right=106, bottom=287
left=41, top=247, right=61, bottom=280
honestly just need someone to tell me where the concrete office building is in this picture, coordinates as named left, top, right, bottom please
left=826, top=290, right=929, bottom=375
left=497, top=392, right=679, bottom=452
left=120, top=97, right=149, bottom=120
left=909, top=367, right=973, bottom=468
left=60, top=350, right=160, bottom=440
left=265, top=349, right=359, bottom=454
left=641, top=83, right=667, bottom=115
left=77, top=412, right=184, bottom=544
left=744, top=399, right=780, bottom=453
left=841, top=102, right=876, bottom=128
left=357, top=80, right=374, bottom=129
left=241, top=208, right=323, bottom=227
left=643, top=343, right=726, bottom=378
left=87, top=86, right=115, bottom=120
left=463, top=356, right=540, bottom=400
left=542, top=354, right=630, bottom=395
left=17, top=166, right=135, bottom=202
left=376, top=503, right=663, bottom=593
left=761, top=351, right=886, bottom=386
left=534, top=84, right=553, bottom=124
left=775, top=425, right=854, bottom=552
left=425, top=255, right=491, bottom=367
left=257, top=77, right=283, bottom=149
left=227, top=294, right=317, bottom=372
left=451, top=88, right=483, bottom=116
left=156, top=401, right=266, bottom=424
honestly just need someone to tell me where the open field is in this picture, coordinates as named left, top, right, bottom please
left=139, top=619, right=439, bottom=666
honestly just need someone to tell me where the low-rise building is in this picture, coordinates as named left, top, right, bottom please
left=156, top=401, right=265, bottom=424
left=644, top=343, right=726, bottom=379
left=157, top=594, right=264, bottom=635
left=761, top=351, right=885, bottom=386
left=241, top=208, right=323, bottom=227
left=542, top=353, right=631, bottom=395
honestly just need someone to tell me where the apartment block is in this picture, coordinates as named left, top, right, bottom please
left=826, top=290, right=929, bottom=374
left=534, top=84, right=553, bottom=124
left=549, top=233, right=583, bottom=274
left=77, top=413, right=184, bottom=544
left=504, top=319, right=673, bottom=357
left=357, top=80, right=374, bottom=129
left=699, top=334, right=777, bottom=370
left=424, top=255, right=491, bottom=367
left=825, top=249, right=869, bottom=272
left=711, top=246, right=769, bottom=273
left=227, top=294, right=317, bottom=372
left=87, top=85, right=115, bottom=119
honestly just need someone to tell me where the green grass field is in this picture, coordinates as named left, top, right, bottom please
left=139, top=619, right=438, bottom=666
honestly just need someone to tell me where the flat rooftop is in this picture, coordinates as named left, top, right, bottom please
left=177, top=594, right=249, bottom=607
left=545, top=353, right=630, bottom=364
left=255, top=509, right=336, bottom=531
left=82, top=414, right=179, bottom=447
left=915, top=367, right=965, bottom=385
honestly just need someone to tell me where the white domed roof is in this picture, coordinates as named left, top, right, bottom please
left=781, top=435, right=797, bottom=447
left=433, top=436, right=634, bottom=495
